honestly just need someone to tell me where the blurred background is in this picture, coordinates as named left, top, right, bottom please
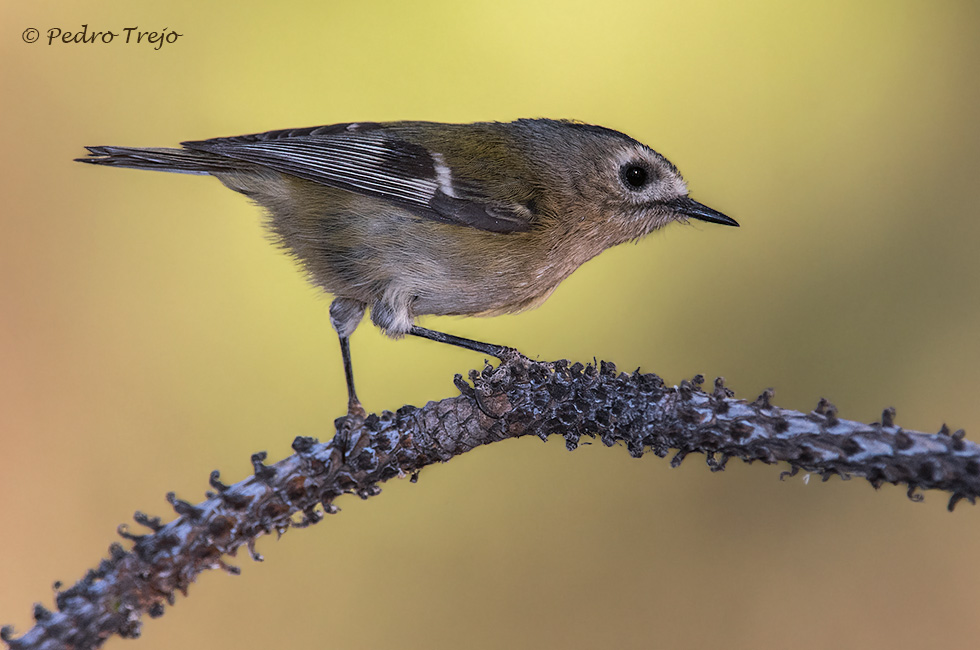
left=2, top=1, right=978, bottom=648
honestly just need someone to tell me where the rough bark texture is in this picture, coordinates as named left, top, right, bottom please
left=4, top=354, right=977, bottom=650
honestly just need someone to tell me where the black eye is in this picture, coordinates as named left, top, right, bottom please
left=620, top=164, right=649, bottom=190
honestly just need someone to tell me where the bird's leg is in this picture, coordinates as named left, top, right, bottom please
left=408, top=325, right=513, bottom=359
left=335, top=333, right=366, bottom=457
left=369, top=298, right=515, bottom=359
left=338, top=334, right=366, bottom=418
left=330, top=298, right=368, bottom=456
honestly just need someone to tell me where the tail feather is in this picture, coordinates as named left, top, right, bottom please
left=76, top=146, right=241, bottom=175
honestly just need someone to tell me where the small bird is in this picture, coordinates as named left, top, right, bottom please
left=77, top=118, right=737, bottom=419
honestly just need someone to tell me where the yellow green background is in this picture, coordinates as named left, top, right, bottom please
left=2, top=1, right=979, bottom=648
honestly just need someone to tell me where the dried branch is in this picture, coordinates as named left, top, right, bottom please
left=4, top=353, right=977, bottom=650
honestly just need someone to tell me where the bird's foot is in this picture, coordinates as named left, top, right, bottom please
left=334, top=400, right=367, bottom=459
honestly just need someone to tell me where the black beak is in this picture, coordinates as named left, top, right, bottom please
left=665, top=196, right=739, bottom=227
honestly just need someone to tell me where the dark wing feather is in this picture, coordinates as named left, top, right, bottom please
left=181, top=123, right=532, bottom=233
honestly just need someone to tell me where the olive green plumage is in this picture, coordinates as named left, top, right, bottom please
left=78, top=118, right=736, bottom=411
